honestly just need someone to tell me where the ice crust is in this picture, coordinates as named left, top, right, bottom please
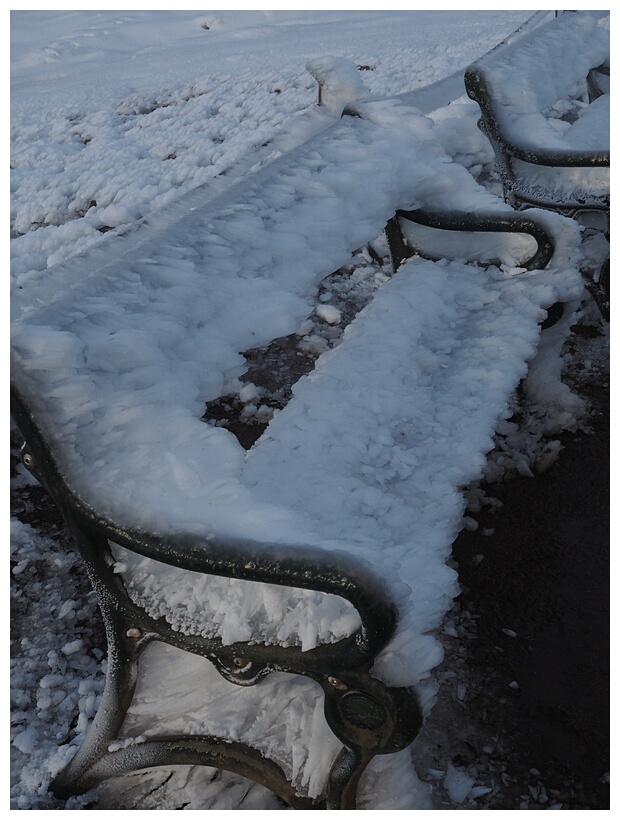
left=306, top=55, right=370, bottom=112
left=110, top=640, right=432, bottom=805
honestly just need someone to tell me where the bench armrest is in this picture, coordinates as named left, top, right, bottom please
left=10, top=382, right=397, bottom=679
left=387, top=205, right=555, bottom=272
left=464, top=66, right=610, bottom=169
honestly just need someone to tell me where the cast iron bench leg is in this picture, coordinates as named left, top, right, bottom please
left=33, top=497, right=420, bottom=809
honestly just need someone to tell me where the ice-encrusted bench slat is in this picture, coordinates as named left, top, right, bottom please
left=10, top=95, right=585, bottom=808
left=464, top=11, right=609, bottom=215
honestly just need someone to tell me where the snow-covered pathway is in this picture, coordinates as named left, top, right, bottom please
left=10, top=9, right=609, bottom=810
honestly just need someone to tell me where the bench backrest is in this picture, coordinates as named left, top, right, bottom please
left=12, top=100, right=499, bottom=538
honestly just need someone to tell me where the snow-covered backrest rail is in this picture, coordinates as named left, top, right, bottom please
left=11, top=97, right=565, bottom=547
left=464, top=11, right=609, bottom=214
left=9, top=95, right=586, bottom=808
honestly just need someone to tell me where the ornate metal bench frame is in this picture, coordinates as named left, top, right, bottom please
left=11, top=202, right=556, bottom=809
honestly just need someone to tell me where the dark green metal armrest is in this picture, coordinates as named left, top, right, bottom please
left=386, top=206, right=555, bottom=273
left=464, top=66, right=610, bottom=169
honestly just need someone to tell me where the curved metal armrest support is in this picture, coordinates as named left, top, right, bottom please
left=388, top=206, right=555, bottom=272
left=464, top=67, right=610, bottom=168
left=501, top=143, right=609, bottom=169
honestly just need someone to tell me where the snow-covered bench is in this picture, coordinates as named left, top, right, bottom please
left=10, top=96, right=584, bottom=809
left=464, top=11, right=610, bottom=220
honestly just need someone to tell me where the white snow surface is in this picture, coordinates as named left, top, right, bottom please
left=10, top=8, right=603, bottom=811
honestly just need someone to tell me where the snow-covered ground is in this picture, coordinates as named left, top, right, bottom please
left=10, top=8, right=539, bottom=290
left=10, top=8, right=609, bottom=811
